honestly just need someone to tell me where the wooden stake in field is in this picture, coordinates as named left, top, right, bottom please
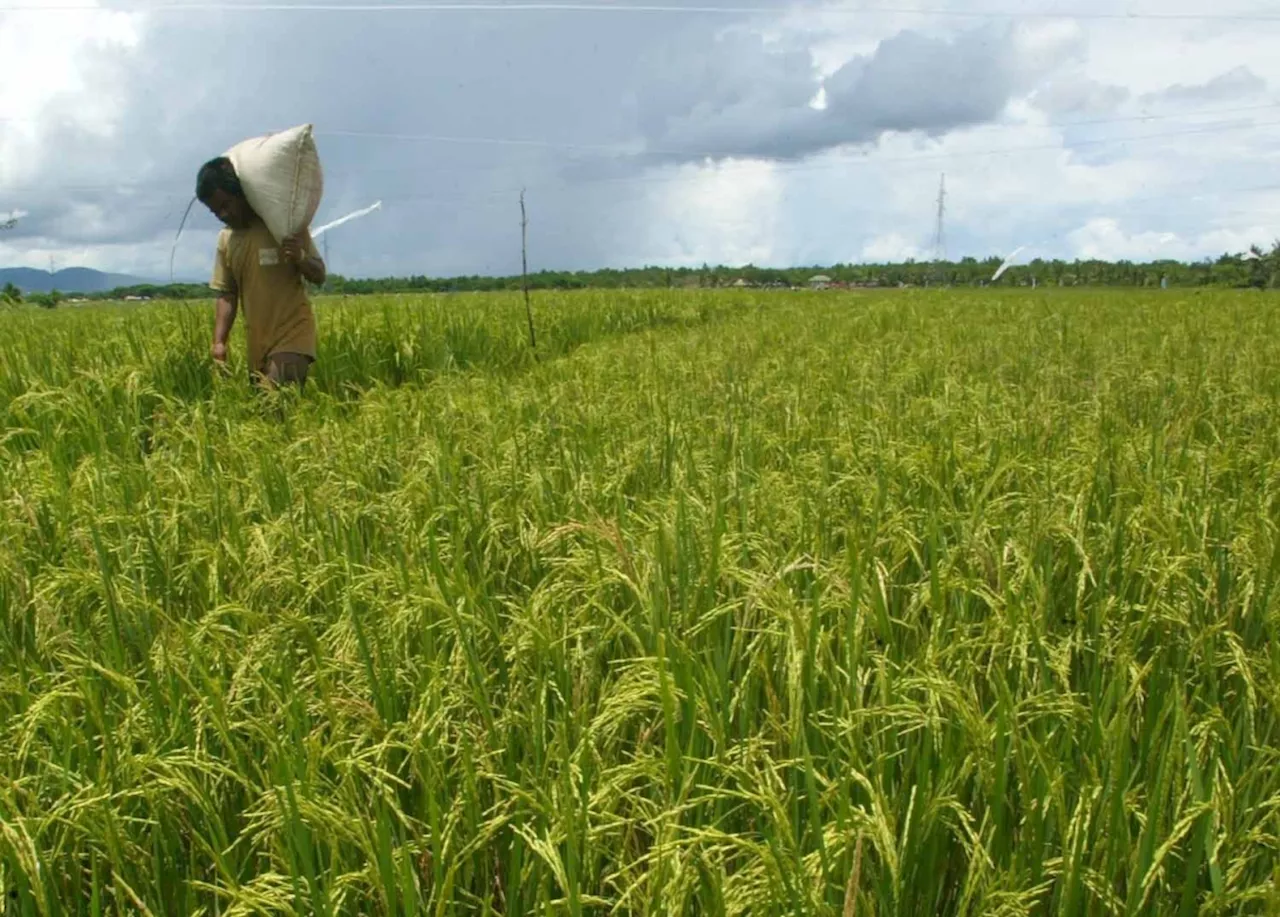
left=520, top=189, right=538, bottom=360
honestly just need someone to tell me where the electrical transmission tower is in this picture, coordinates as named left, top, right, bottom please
left=928, top=173, right=947, bottom=286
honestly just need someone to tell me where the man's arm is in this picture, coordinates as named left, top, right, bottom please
left=298, top=254, right=326, bottom=286
left=210, top=231, right=238, bottom=364
left=282, top=233, right=326, bottom=286
left=212, top=293, right=237, bottom=363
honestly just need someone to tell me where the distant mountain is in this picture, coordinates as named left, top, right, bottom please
left=0, top=266, right=151, bottom=294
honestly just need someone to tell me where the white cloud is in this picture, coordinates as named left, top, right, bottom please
left=640, top=158, right=783, bottom=266
left=862, top=232, right=927, bottom=262
left=1068, top=217, right=1272, bottom=261
left=1031, top=76, right=1130, bottom=116
left=674, top=0, right=1280, bottom=268
left=0, top=1, right=143, bottom=187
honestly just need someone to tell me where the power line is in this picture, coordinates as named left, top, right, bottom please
left=396, top=201, right=1280, bottom=267
left=469, top=117, right=1280, bottom=195
left=6, top=98, right=1275, bottom=148
left=6, top=114, right=1280, bottom=202
left=315, top=102, right=1280, bottom=157
left=7, top=195, right=1277, bottom=280
left=5, top=100, right=1272, bottom=201
left=3, top=115, right=1279, bottom=205
left=4, top=103, right=1275, bottom=206
left=381, top=180, right=1280, bottom=217
left=1030, top=102, right=1280, bottom=130
left=2, top=2, right=1279, bottom=22
left=290, top=117, right=1280, bottom=197
left=72, top=189, right=1280, bottom=239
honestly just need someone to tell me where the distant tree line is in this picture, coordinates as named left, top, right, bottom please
left=31, top=241, right=1280, bottom=304
left=318, top=245, right=1280, bottom=295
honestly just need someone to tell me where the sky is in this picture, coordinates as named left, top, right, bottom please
left=1, top=0, right=1279, bottom=281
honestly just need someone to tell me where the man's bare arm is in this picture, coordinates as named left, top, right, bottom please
left=282, top=234, right=326, bottom=286
left=212, top=293, right=237, bottom=363
left=297, top=255, right=326, bottom=286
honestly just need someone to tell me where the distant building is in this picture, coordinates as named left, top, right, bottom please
left=808, top=274, right=832, bottom=289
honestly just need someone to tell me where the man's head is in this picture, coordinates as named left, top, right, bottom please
left=196, top=157, right=253, bottom=229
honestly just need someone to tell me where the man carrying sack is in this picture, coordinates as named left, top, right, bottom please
left=196, top=124, right=326, bottom=388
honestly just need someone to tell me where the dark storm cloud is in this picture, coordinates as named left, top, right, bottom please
left=4, top=5, right=733, bottom=276
left=628, top=21, right=1083, bottom=165
left=3, top=3, right=1091, bottom=276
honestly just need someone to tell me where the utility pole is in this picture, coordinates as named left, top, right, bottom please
left=519, top=189, right=537, bottom=358
left=933, top=173, right=946, bottom=260
left=932, top=173, right=947, bottom=268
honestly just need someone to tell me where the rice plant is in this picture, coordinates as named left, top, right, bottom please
left=1, top=287, right=1277, bottom=915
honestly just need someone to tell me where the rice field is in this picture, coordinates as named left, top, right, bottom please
left=1, top=287, right=1278, bottom=915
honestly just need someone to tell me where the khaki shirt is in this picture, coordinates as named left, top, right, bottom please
left=210, top=215, right=320, bottom=374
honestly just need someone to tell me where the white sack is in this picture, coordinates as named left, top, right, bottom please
left=224, top=124, right=324, bottom=244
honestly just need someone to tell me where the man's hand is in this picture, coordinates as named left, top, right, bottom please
left=282, top=235, right=306, bottom=265
left=211, top=340, right=229, bottom=368
left=282, top=233, right=326, bottom=285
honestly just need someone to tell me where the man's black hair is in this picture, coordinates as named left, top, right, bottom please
left=196, top=157, right=243, bottom=204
